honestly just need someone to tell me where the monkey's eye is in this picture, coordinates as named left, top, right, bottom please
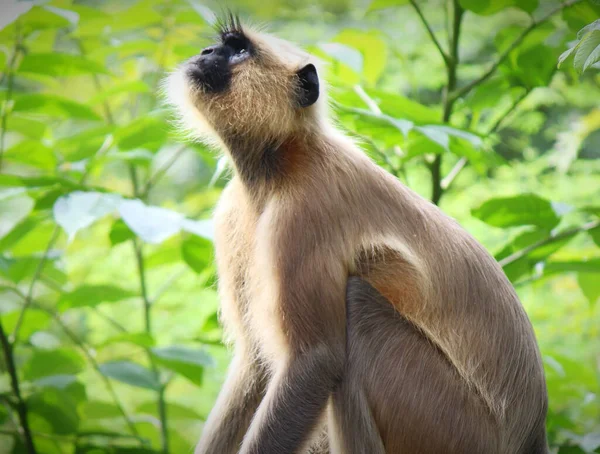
left=224, top=34, right=248, bottom=55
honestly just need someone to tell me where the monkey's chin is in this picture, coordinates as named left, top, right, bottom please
left=163, top=69, right=219, bottom=145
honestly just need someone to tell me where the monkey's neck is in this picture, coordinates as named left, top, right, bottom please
left=224, top=132, right=321, bottom=200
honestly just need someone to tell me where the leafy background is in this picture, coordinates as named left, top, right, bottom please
left=0, top=0, right=600, bottom=453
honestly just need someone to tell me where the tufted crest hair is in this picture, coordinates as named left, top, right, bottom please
left=164, top=13, right=330, bottom=153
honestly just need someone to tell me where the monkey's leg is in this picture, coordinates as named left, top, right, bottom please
left=194, top=349, right=267, bottom=454
left=335, top=277, right=501, bottom=454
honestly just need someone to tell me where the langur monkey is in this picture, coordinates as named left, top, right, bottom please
left=166, top=13, right=548, bottom=454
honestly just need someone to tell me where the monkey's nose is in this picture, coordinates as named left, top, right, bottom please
left=201, top=46, right=216, bottom=56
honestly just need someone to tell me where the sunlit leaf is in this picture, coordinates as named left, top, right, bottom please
left=136, top=401, right=201, bottom=420
left=319, top=43, right=363, bottom=74
left=53, top=191, right=122, bottom=241
left=0, top=191, right=34, bottom=242
left=4, top=140, right=56, bottom=170
left=100, top=332, right=155, bottom=349
left=333, top=30, right=388, bottom=85
left=28, top=388, right=79, bottom=435
left=578, top=273, right=600, bottom=307
left=0, top=1, right=34, bottom=31
left=460, top=0, right=537, bottom=15
left=472, top=194, right=561, bottom=229
left=13, top=94, right=102, bottom=121
left=181, top=235, right=213, bottom=273
left=18, top=53, right=108, bottom=77
left=109, top=219, right=136, bottom=245
left=367, top=0, right=409, bottom=12
left=59, top=284, right=136, bottom=310
left=23, top=348, right=85, bottom=381
left=118, top=199, right=183, bottom=244
left=98, top=361, right=160, bottom=390
left=574, top=30, right=600, bottom=73
left=151, top=345, right=213, bottom=386
left=115, top=117, right=168, bottom=152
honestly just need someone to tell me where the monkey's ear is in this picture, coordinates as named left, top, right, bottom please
left=296, top=64, right=319, bottom=108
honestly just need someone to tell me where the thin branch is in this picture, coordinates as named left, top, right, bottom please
left=5, top=287, right=145, bottom=443
left=431, top=0, right=464, bottom=205
left=440, top=156, right=467, bottom=190
left=0, top=23, right=22, bottom=172
left=131, top=239, right=169, bottom=454
left=353, top=85, right=382, bottom=115
left=441, top=86, right=533, bottom=192
left=11, top=227, right=60, bottom=342
left=450, top=0, right=584, bottom=102
left=408, top=0, right=451, bottom=67
left=0, top=321, right=36, bottom=454
left=142, top=145, right=188, bottom=198
left=499, top=220, right=600, bottom=268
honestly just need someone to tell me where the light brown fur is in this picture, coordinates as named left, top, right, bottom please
left=167, top=18, right=548, bottom=454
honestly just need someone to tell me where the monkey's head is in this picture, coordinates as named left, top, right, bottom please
left=167, top=14, right=326, bottom=146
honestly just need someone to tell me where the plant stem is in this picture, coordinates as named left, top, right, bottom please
left=441, top=86, right=533, bottom=191
left=0, top=23, right=22, bottom=173
left=132, top=239, right=170, bottom=454
left=428, top=0, right=463, bottom=205
left=499, top=220, right=600, bottom=268
left=4, top=287, right=145, bottom=442
left=449, top=0, right=583, bottom=103
left=0, top=321, right=36, bottom=454
left=11, top=227, right=60, bottom=342
left=142, top=145, right=188, bottom=198
left=408, top=0, right=451, bottom=67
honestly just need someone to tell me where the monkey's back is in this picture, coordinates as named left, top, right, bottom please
left=330, top=140, right=548, bottom=452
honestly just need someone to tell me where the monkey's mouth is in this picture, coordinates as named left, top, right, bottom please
left=185, top=56, right=231, bottom=93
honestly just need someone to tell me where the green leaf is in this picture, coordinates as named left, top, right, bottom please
left=23, top=348, right=86, bottom=381
left=0, top=1, right=34, bottom=31
left=333, top=30, right=388, bottom=85
left=319, top=43, right=363, bottom=74
left=18, top=53, right=109, bottom=77
left=118, top=199, right=184, bottom=244
left=59, top=284, right=136, bottom=310
left=0, top=174, right=82, bottom=189
left=98, top=361, right=160, bottom=390
left=459, top=0, right=537, bottom=15
left=367, top=0, right=409, bottom=12
left=136, top=401, right=201, bottom=420
left=5, top=115, right=48, bottom=139
left=81, top=401, right=123, bottom=420
left=589, top=226, right=600, bottom=247
left=0, top=255, right=65, bottom=286
left=89, top=81, right=150, bottom=105
left=100, top=332, right=155, bottom=349
left=563, top=4, right=600, bottom=34
left=53, top=191, right=122, bottom=240
left=13, top=94, right=102, bottom=121
left=543, top=258, right=600, bottom=274
left=115, top=117, right=168, bottom=152
left=181, top=235, right=213, bottom=273
left=151, top=345, right=214, bottom=386
left=578, top=273, right=600, bottom=307
left=472, top=194, right=561, bottom=229
left=56, top=125, right=114, bottom=161
left=109, top=219, right=136, bottom=245
left=574, top=30, right=600, bottom=73
left=28, top=388, right=79, bottom=435
left=4, top=140, right=56, bottom=170
left=0, top=191, right=34, bottom=242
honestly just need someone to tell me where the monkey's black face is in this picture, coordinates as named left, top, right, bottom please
left=186, top=31, right=253, bottom=93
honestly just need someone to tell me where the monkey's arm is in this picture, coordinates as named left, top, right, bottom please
left=195, top=347, right=267, bottom=454
left=239, top=215, right=347, bottom=454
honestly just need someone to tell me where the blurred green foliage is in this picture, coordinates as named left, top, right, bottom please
left=0, top=0, right=599, bottom=453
